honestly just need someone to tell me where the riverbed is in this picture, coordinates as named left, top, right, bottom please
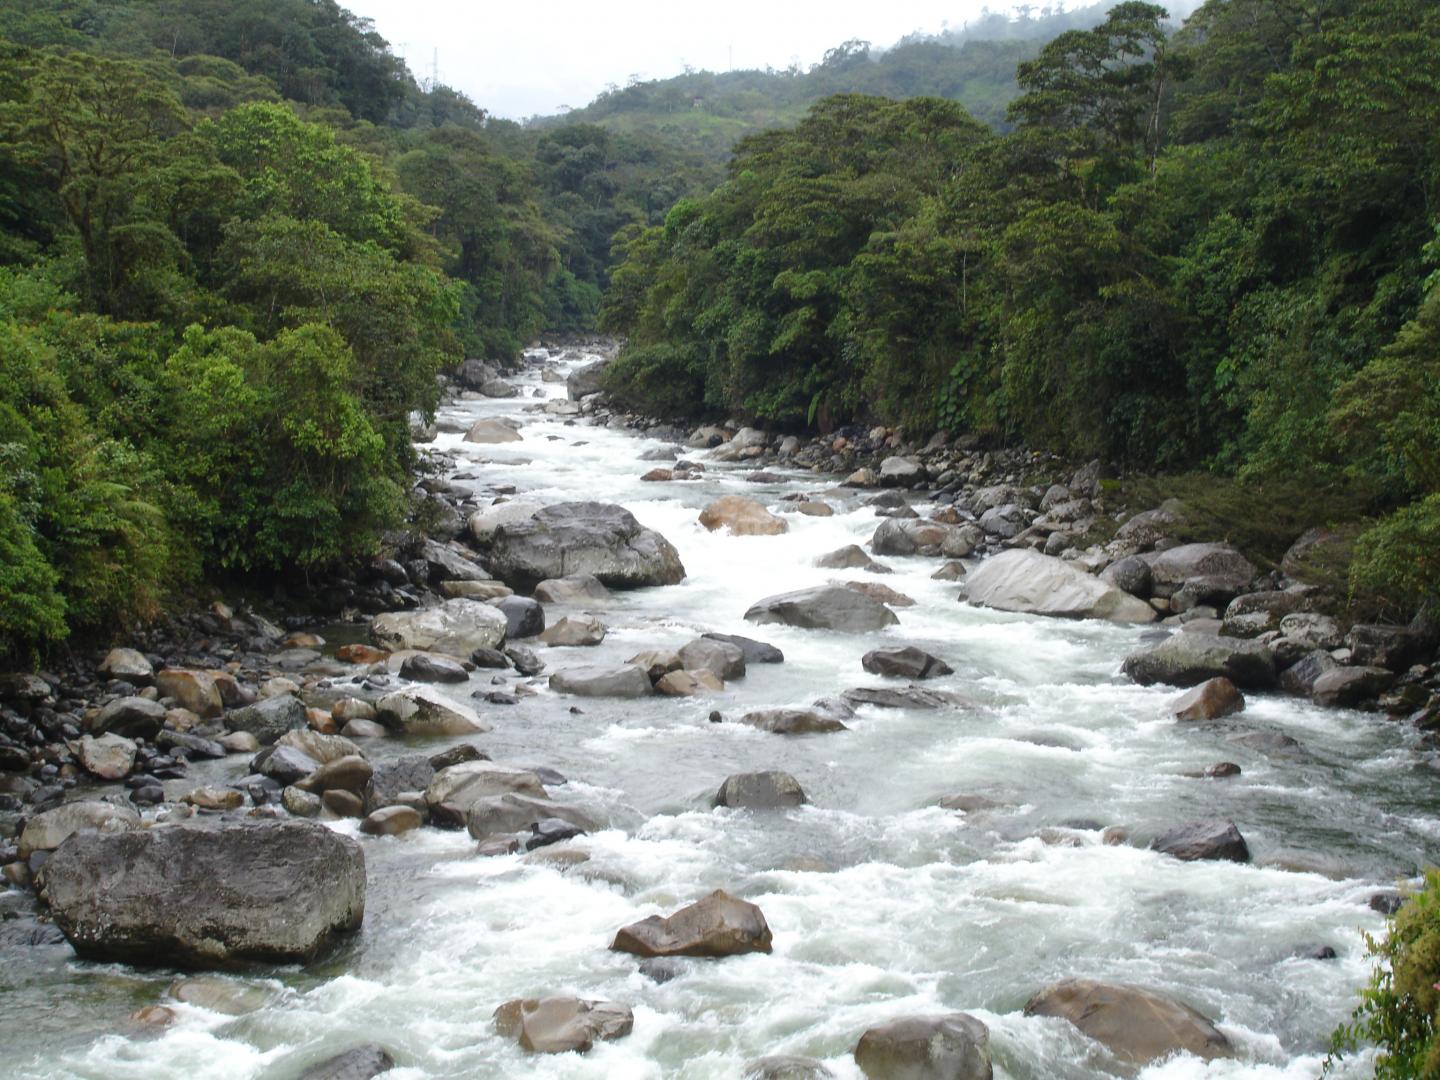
left=7, top=349, right=1433, bottom=1079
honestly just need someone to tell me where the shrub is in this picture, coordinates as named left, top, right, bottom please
left=1329, top=871, right=1440, bottom=1077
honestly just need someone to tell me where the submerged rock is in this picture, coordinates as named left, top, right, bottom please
left=296, top=1044, right=395, bottom=1080
left=549, top=665, right=653, bottom=698
left=862, top=646, right=953, bottom=680
left=611, top=890, right=772, bottom=958
left=41, top=821, right=365, bottom=968
left=1151, top=819, right=1251, bottom=863
left=744, top=586, right=899, bottom=632
left=714, top=770, right=808, bottom=809
left=744, top=1056, right=836, bottom=1080
left=740, top=709, right=847, bottom=735
left=1023, top=978, right=1233, bottom=1065
left=1122, top=632, right=1276, bottom=690
left=1169, top=677, right=1245, bottom=721
left=853, top=1013, right=993, bottom=1080
left=493, top=996, right=633, bottom=1054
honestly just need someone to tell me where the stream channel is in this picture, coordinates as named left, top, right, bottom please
left=7, top=349, right=1437, bottom=1079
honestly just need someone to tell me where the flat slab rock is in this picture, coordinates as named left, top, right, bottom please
left=549, top=664, right=654, bottom=698
left=611, top=889, right=772, bottom=958
left=493, top=996, right=633, bottom=1054
left=1024, top=978, right=1234, bottom=1064
left=964, top=549, right=1156, bottom=624
left=740, top=709, right=847, bottom=735
left=862, top=646, right=953, bottom=680
left=296, top=1044, right=396, bottom=1080
left=744, top=585, right=899, bottom=632
left=40, top=820, right=365, bottom=968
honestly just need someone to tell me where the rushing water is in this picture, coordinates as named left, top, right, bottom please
left=6, top=351, right=1437, bottom=1079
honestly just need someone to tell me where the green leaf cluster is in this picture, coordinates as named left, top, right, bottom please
left=1328, top=871, right=1440, bottom=1078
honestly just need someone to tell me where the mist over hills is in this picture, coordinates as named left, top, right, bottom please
left=532, top=1, right=1194, bottom=155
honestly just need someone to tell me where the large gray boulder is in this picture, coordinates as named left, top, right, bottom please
left=374, top=686, right=491, bottom=735
left=871, top=518, right=979, bottom=558
left=1145, top=543, right=1255, bottom=599
left=90, top=695, right=166, bottom=739
left=18, top=800, right=140, bottom=860
left=566, top=360, right=608, bottom=400
left=364, top=754, right=435, bottom=813
left=679, top=637, right=746, bottom=680
left=425, top=761, right=547, bottom=820
left=468, top=500, right=543, bottom=543
left=862, top=647, right=953, bottom=680
left=465, top=793, right=595, bottom=842
left=77, top=733, right=137, bottom=780
left=225, top=693, right=308, bottom=745
left=1151, top=819, right=1251, bottom=863
left=98, top=647, right=154, bottom=684
left=745, top=586, right=899, bottom=632
left=549, top=665, right=654, bottom=698
left=1122, top=632, right=1276, bottom=689
left=964, top=550, right=1157, bottom=624
left=714, top=771, right=808, bottom=809
left=485, top=502, right=685, bottom=592
left=40, top=821, right=365, bottom=968
left=611, top=890, right=772, bottom=958
left=463, top=418, right=522, bottom=444
left=371, top=599, right=508, bottom=658
left=1312, top=666, right=1395, bottom=708
left=1023, top=978, right=1233, bottom=1065
left=853, top=1014, right=993, bottom=1080
left=702, top=632, right=784, bottom=664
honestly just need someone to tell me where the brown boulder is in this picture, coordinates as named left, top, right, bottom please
left=1023, top=978, right=1233, bottom=1065
left=699, top=495, right=788, bottom=536
left=611, top=890, right=772, bottom=958
left=493, top=996, right=633, bottom=1054
left=1169, top=677, right=1245, bottom=721
left=853, top=1013, right=992, bottom=1080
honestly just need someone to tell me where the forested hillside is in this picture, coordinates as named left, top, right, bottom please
left=601, top=0, right=1440, bottom=615
left=543, top=2, right=1130, bottom=165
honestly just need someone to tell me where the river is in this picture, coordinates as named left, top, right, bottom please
left=7, top=349, right=1433, bottom=1079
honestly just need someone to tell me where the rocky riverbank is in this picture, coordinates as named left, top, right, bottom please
left=0, top=342, right=1431, bottom=1078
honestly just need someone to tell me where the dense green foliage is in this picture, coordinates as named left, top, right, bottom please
left=1328, top=873, right=1440, bottom=1077
left=603, top=0, right=1440, bottom=615
left=0, top=3, right=484, bottom=660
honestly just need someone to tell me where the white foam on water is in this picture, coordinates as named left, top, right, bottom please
left=10, top=351, right=1425, bottom=1079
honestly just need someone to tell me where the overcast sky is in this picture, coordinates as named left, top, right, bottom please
left=347, top=1, right=1052, bottom=120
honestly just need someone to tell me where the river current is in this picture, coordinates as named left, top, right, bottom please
left=6, top=350, right=1435, bottom=1078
